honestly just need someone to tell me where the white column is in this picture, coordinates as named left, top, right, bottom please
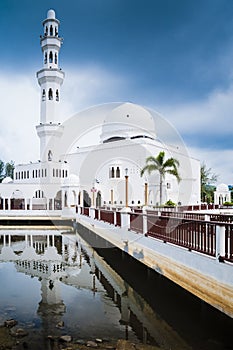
left=47, top=234, right=50, bottom=247
left=30, top=235, right=33, bottom=247
left=62, top=190, right=65, bottom=209
left=24, top=198, right=27, bottom=210
left=8, top=234, right=11, bottom=246
left=29, top=198, right=33, bottom=210
left=142, top=207, right=149, bottom=235
left=8, top=198, right=11, bottom=210
left=216, top=225, right=225, bottom=261
left=89, top=207, right=95, bottom=219
left=3, top=199, right=5, bottom=210
left=120, top=207, right=131, bottom=229
left=52, top=234, right=55, bottom=247
left=114, top=211, right=117, bottom=226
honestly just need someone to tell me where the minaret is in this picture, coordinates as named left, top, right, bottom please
left=36, top=9, right=64, bottom=162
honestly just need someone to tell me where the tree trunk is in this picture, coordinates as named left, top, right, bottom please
left=159, top=174, right=163, bottom=206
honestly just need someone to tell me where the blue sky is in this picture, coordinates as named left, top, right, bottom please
left=0, top=0, right=233, bottom=184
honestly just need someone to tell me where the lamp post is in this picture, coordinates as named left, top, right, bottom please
left=144, top=182, right=148, bottom=206
left=91, top=180, right=97, bottom=207
left=125, top=168, right=129, bottom=208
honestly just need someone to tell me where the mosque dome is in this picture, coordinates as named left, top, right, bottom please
left=47, top=9, right=56, bottom=19
left=2, top=177, right=13, bottom=184
left=216, top=183, right=229, bottom=192
left=62, top=174, right=80, bottom=187
left=100, top=103, right=156, bottom=143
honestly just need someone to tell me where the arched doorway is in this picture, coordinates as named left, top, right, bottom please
left=55, top=190, right=62, bottom=210
left=96, top=191, right=102, bottom=207
left=11, top=190, right=25, bottom=210
left=83, top=190, right=91, bottom=207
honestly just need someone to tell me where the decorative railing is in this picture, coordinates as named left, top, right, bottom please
left=78, top=207, right=233, bottom=263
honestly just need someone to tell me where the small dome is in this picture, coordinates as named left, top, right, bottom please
left=100, top=102, right=156, bottom=143
left=47, top=9, right=56, bottom=19
left=216, top=183, right=229, bottom=192
left=62, top=174, right=80, bottom=187
left=2, top=177, right=13, bottom=184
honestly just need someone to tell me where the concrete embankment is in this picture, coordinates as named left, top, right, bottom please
left=76, top=214, right=233, bottom=318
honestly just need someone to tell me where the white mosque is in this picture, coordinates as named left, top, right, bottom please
left=0, top=9, right=203, bottom=214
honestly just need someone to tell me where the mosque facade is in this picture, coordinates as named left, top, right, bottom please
left=0, top=9, right=201, bottom=214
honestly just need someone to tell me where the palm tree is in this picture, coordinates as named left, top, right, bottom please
left=140, top=151, right=181, bottom=206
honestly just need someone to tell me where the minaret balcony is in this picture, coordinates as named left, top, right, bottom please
left=40, top=36, right=63, bottom=50
left=37, top=69, right=65, bottom=85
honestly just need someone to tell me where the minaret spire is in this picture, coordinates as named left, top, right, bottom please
left=36, top=9, right=65, bottom=162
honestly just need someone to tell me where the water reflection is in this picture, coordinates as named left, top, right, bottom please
left=0, top=230, right=232, bottom=350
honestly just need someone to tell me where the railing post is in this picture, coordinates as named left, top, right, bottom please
left=114, top=211, right=117, bottom=226
left=89, top=207, right=95, bottom=219
left=216, top=225, right=225, bottom=261
left=120, top=207, right=131, bottom=230
left=142, top=207, right=148, bottom=235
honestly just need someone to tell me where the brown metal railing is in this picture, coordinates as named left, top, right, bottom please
left=100, top=210, right=114, bottom=225
left=78, top=207, right=233, bottom=263
left=225, top=224, right=233, bottom=262
left=130, top=213, right=143, bottom=234
left=147, top=216, right=216, bottom=257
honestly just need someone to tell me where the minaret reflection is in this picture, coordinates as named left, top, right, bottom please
left=8, top=231, right=81, bottom=335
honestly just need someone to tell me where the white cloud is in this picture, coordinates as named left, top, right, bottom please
left=0, top=72, right=39, bottom=163
left=0, top=66, right=124, bottom=164
left=156, top=85, right=233, bottom=184
left=160, top=85, right=233, bottom=135
left=188, top=147, right=233, bottom=185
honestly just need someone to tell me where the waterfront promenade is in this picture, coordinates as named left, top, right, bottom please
left=74, top=206, right=233, bottom=318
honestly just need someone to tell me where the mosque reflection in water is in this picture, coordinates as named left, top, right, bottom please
left=0, top=229, right=184, bottom=349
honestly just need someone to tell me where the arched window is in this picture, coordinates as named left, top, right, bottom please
left=42, top=89, right=46, bottom=101
left=53, top=169, right=55, bottom=177
left=27, top=171, right=29, bottom=179
left=110, top=167, right=115, bottom=178
left=32, top=170, right=34, bottom=178
left=45, top=169, right=47, bottom=177
left=44, top=52, right=47, bottom=64
left=116, top=167, right=120, bottom=178
left=55, top=53, right=57, bottom=64
left=41, top=169, right=43, bottom=177
left=49, top=51, right=53, bottom=63
left=62, top=170, right=64, bottom=178
left=50, top=25, right=53, bottom=36
left=48, top=150, right=52, bottom=161
left=55, top=27, right=58, bottom=36
left=48, top=88, right=53, bottom=100
left=45, top=26, right=48, bottom=36
left=56, top=90, right=59, bottom=101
